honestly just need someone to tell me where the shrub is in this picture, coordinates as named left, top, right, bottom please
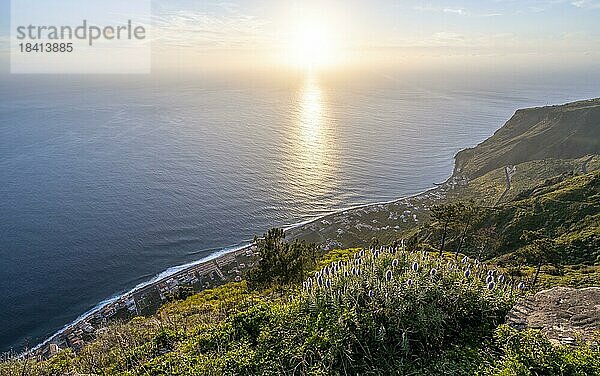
left=246, top=228, right=318, bottom=289
left=482, top=325, right=600, bottom=376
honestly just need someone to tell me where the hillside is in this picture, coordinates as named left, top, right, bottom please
left=415, top=169, right=600, bottom=269
left=2, top=99, right=599, bottom=375
left=0, top=247, right=555, bottom=375
left=449, top=155, right=600, bottom=206
left=286, top=155, right=599, bottom=249
left=454, top=98, right=600, bottom=180
left=1, top=244, right=598, bottom=375
left=493, top=169, right=600, bottom=264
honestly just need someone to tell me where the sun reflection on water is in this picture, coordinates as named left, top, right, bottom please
left=283, top=75, right=339, bottom=207
left=299, top=77, right=325, bottom=151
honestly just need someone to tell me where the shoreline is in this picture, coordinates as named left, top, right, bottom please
left=28, top=241, right=255, bottom=355
left=26, top=182, right=447, bottom=357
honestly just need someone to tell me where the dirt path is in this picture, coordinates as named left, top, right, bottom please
left=495, top=165, right=516, bottom=206
left=582, top=155, right=594, bottom=174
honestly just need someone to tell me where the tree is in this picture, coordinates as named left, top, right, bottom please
left=473, top=225, right=503, bottom=261
left=429, top=203, right=461, bottom=257
left=369, top=237, right=381, bottom=249
left=519, top=229, right=561, bottom=288
left=169, top=285, right=195, bottom=301
left=454, top=203, right=481, bottom=258
left=246, top=228, right=317, bottom=290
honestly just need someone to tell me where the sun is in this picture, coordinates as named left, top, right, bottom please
left=286, top=16, right=339, bottom=70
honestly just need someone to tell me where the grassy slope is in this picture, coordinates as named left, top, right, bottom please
left=0, top=249, right=520, bottom=375
left=448, top=155, right=599, bottom=206
left=415, top=164, right=600, bottom=292
left=418, top=166, right=599, bottom=259
left=287, top=155, right=599, bottom=251
left=3, top=248, right=598, bottom=375
left=486, top=169, right=600, bottom=265
left=454, top=98, right=600, bottom=180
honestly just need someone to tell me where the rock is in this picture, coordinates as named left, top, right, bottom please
left=507, top=287, right=600, bottom=345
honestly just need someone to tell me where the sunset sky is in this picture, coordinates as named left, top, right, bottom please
left=1, top=0, right=599, bottom=72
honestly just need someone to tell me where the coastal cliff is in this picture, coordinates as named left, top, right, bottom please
left=286, top=99, right=600, bottom=250
left=453, top=98, right=600, bottom=179
left=2, top=99, right=599, bottom=375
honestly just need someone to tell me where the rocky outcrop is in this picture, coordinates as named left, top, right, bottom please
left=507, top=287, right=600, bottom=345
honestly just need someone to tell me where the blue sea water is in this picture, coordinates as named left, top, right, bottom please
left=0, top=68, right=599, bottom=352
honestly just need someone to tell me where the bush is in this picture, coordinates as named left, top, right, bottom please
left=173, top=248, right=519, bottom=375
left=246, top=228, right=318, bottom=290
left=482, top=325, right=600, bottom=376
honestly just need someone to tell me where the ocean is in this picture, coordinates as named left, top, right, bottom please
left=1, top=68, right=599, bottom=352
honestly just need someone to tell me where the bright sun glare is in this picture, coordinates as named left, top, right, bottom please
left=287, top=16, right=339, bottom=70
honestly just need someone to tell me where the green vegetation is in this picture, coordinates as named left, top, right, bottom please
left=0, top=247, right=516, bottom=375
left=454, top=99, right=600, bottom=180
left=482, top=325, right=600, bottom=376
left=536, top=264, right=600, bottom=289
left=451, top=156, right=599, bottom=206
left=246, top=228, right=318, bottom=289
left=2, top=99, right=599, bottom=374
left=414, top=170, right=600, bottom=289
left=2, top=244, right=598, bottom=375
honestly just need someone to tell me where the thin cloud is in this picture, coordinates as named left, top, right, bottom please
left=413, top=5, right=501, bottom=17
left=152, top=9, right=273, bottom=49
left=571, top=0, right=600, bottom=8
left=414, top=5, right=466, bottom=14
left=443, top=8, right=466, bottom=15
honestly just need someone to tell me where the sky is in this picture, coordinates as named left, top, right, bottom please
left=0, top=0, right=599, bottom=73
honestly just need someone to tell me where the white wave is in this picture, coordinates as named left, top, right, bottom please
left=30, top=185, right=441, bottom=354
left=30, top=241, right=253, bottom=353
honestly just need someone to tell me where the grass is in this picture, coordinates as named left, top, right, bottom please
left=481, top=325, right=600, bottom=376
left=0, top=248, right=524, bottom=375
left=449, top=156, right=599, bottom=206
left=2, top=159, right=598, bottom=375
left=1, top=247, right=599, bottom=375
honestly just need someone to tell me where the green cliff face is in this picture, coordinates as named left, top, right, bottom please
left=454, top=98, right=600, bottom=180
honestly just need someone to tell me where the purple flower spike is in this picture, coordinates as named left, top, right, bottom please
left=317, top=276, right=324, bottom=288
left=385, top=270, right=393, bottom=282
